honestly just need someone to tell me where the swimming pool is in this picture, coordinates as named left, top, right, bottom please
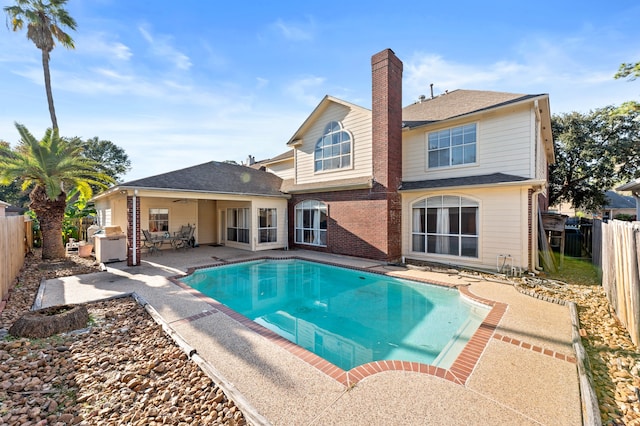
left=181, top=259, right=490, bottom=371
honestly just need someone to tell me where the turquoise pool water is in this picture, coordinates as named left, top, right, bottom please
left=181, top=259, right=490, bottom=371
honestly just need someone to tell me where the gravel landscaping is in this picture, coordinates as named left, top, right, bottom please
left=518, top=278, right=640, bottom=425
left=1, top=251, right=639, bottom=425
left=0, top=251, right=246, bottom=426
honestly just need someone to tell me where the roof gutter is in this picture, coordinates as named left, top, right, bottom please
left=286, top=179, right=373, bottom=194
left=399, top=178, right=547, bottom=193
left=91, top=185, right=291, bottom=201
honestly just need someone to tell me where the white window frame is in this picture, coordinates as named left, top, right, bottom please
left=411, top=195, right=479, bottom=258
left=314, top=121, right=353, bottom=173
left=149, top=208, right=169, bottom=233
left=295, top=200, right=327, bottom=246
left=427, top=123, right=477, bottom=169
left=227, top=208, right=250, bottom=244
left=258, top=208, right=277, bottom=243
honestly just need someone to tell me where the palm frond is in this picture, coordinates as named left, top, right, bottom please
left=4, top=123, right=116, bottom=202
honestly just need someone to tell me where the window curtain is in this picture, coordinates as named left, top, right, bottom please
left=312, top=207, right=321, bottom=245
left=412, top=208, right=422, bottom=232
left=412, top=207, right=425, bottom=252
left=436, top=208, right=450, bottom=253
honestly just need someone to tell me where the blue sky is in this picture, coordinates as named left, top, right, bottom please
left=1, top=0, right=638, bottom=181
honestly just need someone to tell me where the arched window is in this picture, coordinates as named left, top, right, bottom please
left=314, top=121, right=352, bottom=172
left=411, top=195, right=478, bottom=257
left=295, top=200, right=327, bottom=246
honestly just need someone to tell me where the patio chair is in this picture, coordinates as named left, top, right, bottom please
left=171, top=225, right=195, bottom=250
left=142, top=229, right=163, bottom=255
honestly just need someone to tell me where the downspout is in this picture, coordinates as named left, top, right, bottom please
left=534, top=100, right=540, bottom=177
left=133, top=189, right=138, bottom=265
left=284, top=207, right=289, bottom=250
left=531, top=184, right=545, bottom=273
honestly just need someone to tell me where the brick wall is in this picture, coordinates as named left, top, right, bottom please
left=126, top=195, right=141, bottom=266
left=289, top=190, right=394, bottom=260
left=287, top=49, right=405, bottom=263
left=371, top=48, right=403, bottom=262
left=371, top=48, right=403, bottom=192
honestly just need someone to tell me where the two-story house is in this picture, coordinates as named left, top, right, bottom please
left=92, top=48, right=554, bottom=273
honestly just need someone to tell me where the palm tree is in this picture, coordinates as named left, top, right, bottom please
left=4, top=0, right=77, bottom=130
left=0, top=123, right=114, bottom=259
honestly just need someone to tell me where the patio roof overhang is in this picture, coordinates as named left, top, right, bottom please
left=92, top=186, right=291, bottom=202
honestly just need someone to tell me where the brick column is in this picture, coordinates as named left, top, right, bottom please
left=371, top=48, right=403, bottom=262
left=126, top=195, right=141, bottom=266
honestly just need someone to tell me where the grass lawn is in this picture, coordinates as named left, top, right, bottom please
left=544, top=253, right=601, bottom=286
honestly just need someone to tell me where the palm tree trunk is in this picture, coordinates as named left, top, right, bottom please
left=30, top=186, right=66, bottom=259
left=41, top=49, right=59, bottom=130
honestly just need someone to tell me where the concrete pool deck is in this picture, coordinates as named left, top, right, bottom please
left=37, top=245, right=583, bottom=425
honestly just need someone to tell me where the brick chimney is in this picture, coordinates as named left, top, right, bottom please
left=371, top=48, right=403, bottom=262
left=371, top=48, right=403, bottom=191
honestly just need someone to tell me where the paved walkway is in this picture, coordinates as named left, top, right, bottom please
left=37, top=246, right=583, bottom=425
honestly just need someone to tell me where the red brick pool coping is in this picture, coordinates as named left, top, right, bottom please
left=169, top=257, right=575, bottom=387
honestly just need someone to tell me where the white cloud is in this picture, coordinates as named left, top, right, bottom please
left=404, top=54, right=529, bottom=96
left=256, top=77, right=269, bottom=89
left=92, top=68, right=133, bottom=81
left=33, top=103, right=306, bottom=181
left=403, top=36, right=638, bottom=114
left=138, top=25, right=192, bottom=70
left=271, top=18, right=314, bottom=41
left=75, top=33, right=133, bottom=61
left=284, top=76, right=325, bottom=106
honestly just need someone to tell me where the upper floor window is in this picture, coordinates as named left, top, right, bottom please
left=314, top=121, right=352, bottom=172
left=149, top=208, right=169, bottom=232
left=428, top=123, right=476, bottom=168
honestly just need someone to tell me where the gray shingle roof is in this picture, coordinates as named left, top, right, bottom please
left=120, top=161, right=285, bottom=197
left=399, top=173, right=530, bottom=191
left=402, top=90, right=542, bottom=126
left=604, top=190, right=636, bottom=209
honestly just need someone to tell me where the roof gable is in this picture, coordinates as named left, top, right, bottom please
left=287, top=95, right=371, bottom=145
left=252, top=149, right=294, bottom=169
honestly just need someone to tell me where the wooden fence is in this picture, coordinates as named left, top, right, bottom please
left=600, top=220, right=640, bottom=346
left=0, top=216, right=28, bottom=303
left=592, top=219, right=602, bottom=270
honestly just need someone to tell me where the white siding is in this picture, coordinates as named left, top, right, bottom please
left=295, top=103, right=372, bottom=185
left=535, top=116, right=548, bottom=181
left=401, top=185, right=530, bottom=271
left=266, top=160, right=294, bottom=180
left=251, top=198, right=288, bottom=251
left=402, top=104, right=535, bottom=182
